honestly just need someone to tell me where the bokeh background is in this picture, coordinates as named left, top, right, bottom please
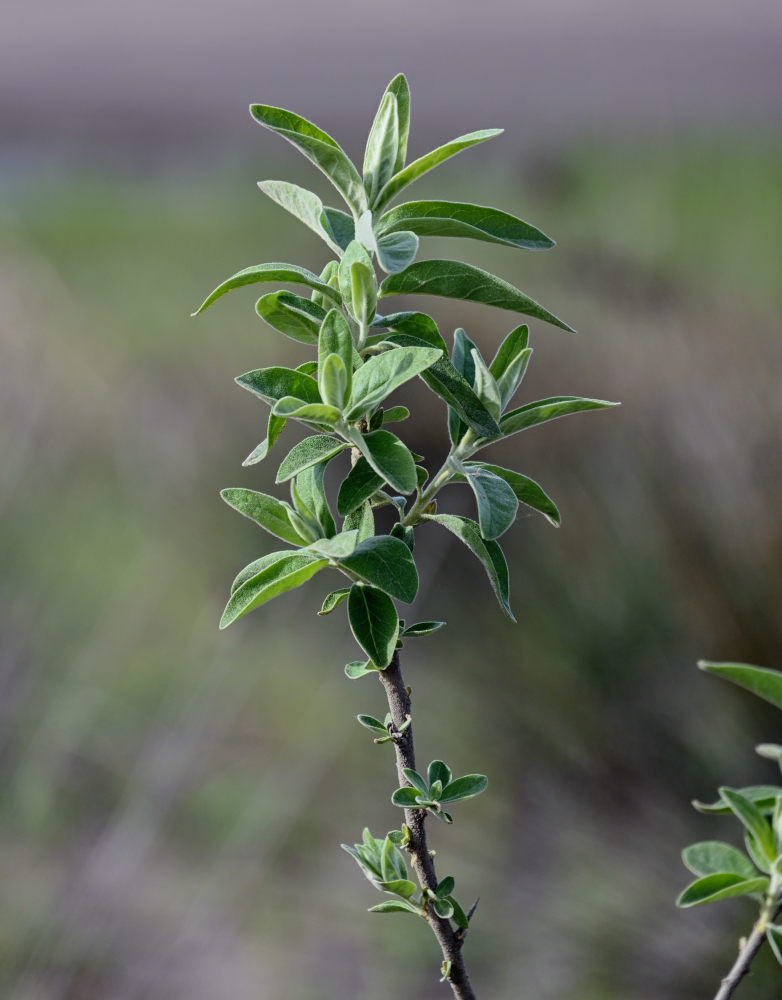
left=2, top=2, right=782, bottom=997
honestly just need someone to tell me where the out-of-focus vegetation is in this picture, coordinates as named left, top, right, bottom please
left=1, top=139, right=781, bottom=999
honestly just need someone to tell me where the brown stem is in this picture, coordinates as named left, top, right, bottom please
left=712, top=902, right=781, bottom=1000
left=378, top=651, right=478, bottom=1000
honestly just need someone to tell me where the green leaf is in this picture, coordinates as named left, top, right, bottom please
left=699, top=662, right=782, bottom=713
left=346, top=346, right=442, bottom=420
left=193, top=262, right=340, bottom=315
left=402, top=621, right=446, bottom=638
left=461, top=463, right=560, bottom=527
left=676, top=873, right=769, bottom=908
left=318, top=587, right=350, bottom=615
left=272, top=397, right=342, bottom=423
left=358, top=714, right=389, bottom=734
left=319, top=353, right=349, bottom=409
left=766, top=926, right=782, bottom=966
left=403, top=769, right=430, bottom=796
left=249, top=104, right=367, bottom=214
left=364, top=91, right=399, bottom=206
left=220, top=488, right=305, bottom=546
left=378, top=879, right=418, bottom=899
left=497, top=396, right=620, bottom=439
left=392, top=787, right=423, bottom=807
left=424, top=514, right=514, bottom=620
left=236, top=366, right=321, bottom=406
left=376, top=200, right=554, bottom=250
left=682, top=842, right=759, bottom=880
left=376, top=231, right=419, bottom=274
left=462, top=467, right=518, bottom=539
left=345, top=659, right=379, bottom=680
left=276, top=435, right=347, bottom=483
left=745, top=831, right=772, bottom=875
left=257, top=180, right=345, bottom=256
left=428, top=761, right=452, bottom=788
left=255, top=290, right=326, bottom=345
left=449, top=897, right=470, bottom=930
left=318, top=309, right=355, bottom=386
left=368, top=900, right=421, bottom=915
left=470, top=350, right=502, bottom=421
left=372, top=311, right=447, bottom=351
left=220, top=553, right=328, bottom=628
left=355, top=430, right=417, bottom=495
left=384, top=74, right=410, bottom=173
left=347, top=583, right=400, bottom=668
left=309, top=530, right=359, bottom=560
left=720, top=787, right=777, bottom=863
left=374, top=129, right=503, bottom=211
left=381, top=406, right=410, bottom=424
left=489, top=323, right=529, bottom=380
left=311, top=260, right=341, bottom=310
left=440, top=774, right=489, bottom=803
left=432, top=897, right=454, bottom=919
left=343, top=501, right=375, bottom=542
left=242, top=412, right=287, bottom=466
left=496, top=347, right=533, bottom=410
left=295, top=462, right=336, bottom=539
left=339, top=535, right=419, bottom=603
left=338, top=241, right=376, bottom=324
left=337, top=457, right=384, bottom=516
left=694, top=786, right=782, bottom=815
left=379, top=260, right=574, bottom=332
left=436, top=876, right=455, bottom=898
left=321, top=207, right=355, bottom=252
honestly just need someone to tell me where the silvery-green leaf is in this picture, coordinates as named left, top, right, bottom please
left=236, top=366, right=321, bottom=406
left=379, top=259, right=574, bottom=332
left=249, top=104, right=367, bottom=214
left=348, top=583, right=400, bottom=668
left=432, top=898, right=454, bottom=919
left=497, top=396, right=619, bottom=440
left=272, top=397, right=342, bottom=423
left=338, top=240, right=376, bottom=323
left=461, top=463, right=560, bottom=526
left=220, top=552, right=328, bottom=628
left=318, top=308, right=355, bottom=390
left=255, top=290, right=325, bottom=345
left=319, top=353, right=349, bottom=409
left=295, top=462, right=336, bottom=539
left=337, top=457, right=384, bottom=516
left=355, top=430, right=417, bottom=495
left=463, top=466, right=519, bottom=539
left=320, top=207, right=354, bottom=252
left=309, top=530, right=359, bottom=560
left=440, top=774, right=488, bottom=803
left=496, top=347, right=533, bottom=409
left=402, top=621, right=446, bottom=638
left=682, top=842, right=758, bottom=880
left=364, top=91, right=400, bottom=206
left=699, top=662, right=782, bottom=713
left=402, top=768, right=429, bottom=797
left=376, top=199, right=554, bottom=250
left=257, top=180, right=344, bottom=255
left=424, top=513, right=514, bottom=620
left=374, top=129, right=503, bottom=211
left=489, top=324, right=529, bottom=380
left=193, top=262, right=340, bottom=315
left=693, top=786, right=782, bottom=815
left=720, top=787, right=777, bottom=863
left=318, top=587, right=350, bottom=615
left=371, top=311, right=447, bottom=351
left=343, top=501, right=375, bottom=542
left=339, top=535, right=418, bottom=603
left=376, top=231, right=419, bottom=273
left=220, top=488, right=305, bottom=546
left=368, top=900, right=421, bottom=915
left=470, top=349, right=502, bottom=421
left=380, top=406, right=410, bottom=424
left=276, top=435, right=347, bottom=483
left=675, top=873, right=769, bottom=908
left=346, top=346, right=442, bottom=420
left=428, top=761, right=452, bottom=788
left=242, top=411, right=287, bottom=466
left=345, top=659, right=379, bottom=680
left=355, top=210, right=376, bottom=252
left=384, top=74, right=410, bottom=173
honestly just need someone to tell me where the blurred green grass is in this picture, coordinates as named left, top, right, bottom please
left=1, top=138, right=781, bottom=998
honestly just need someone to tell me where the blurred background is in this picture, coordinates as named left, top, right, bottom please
left=2, top=1, right=782, bottom=997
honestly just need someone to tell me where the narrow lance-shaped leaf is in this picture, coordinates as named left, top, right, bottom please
left=380, top=260, right=574, bottom=332
left=720, top=787, right=777, bottom=863
left=368, top=900, right=421, bottom=915
left=374, top=128, right=503, bottom=211
left=458, top=463, right=561, bottom=527
left=364, top=91, right=400, bottom=206
left=693, top=786, right=782, bottom=815
left=242, top=411, right=287, bottom=466
left=699, top=661, right=782, bottom=713
left=250, top=104, right=367, bottom=214
left=462, top=466, right=519, bottom=539
left=257, top=180, right=345, bottom=255
left=424, top=513, right=514, bottom=620
left=376, top=200, right=555, bottom=250
left=347, top=583, right=400, bottom=668
left=236, top=366, right=321, bottom=406
left=193, top=262, right=340, bottom=315
left=496, top=396, right=620, bottom=440
left=338, top=240, right=376, bottom=323
left=318, top=587, right=350, bottom=615
left=319, top=353, right=349, bottom=408
left=346, top=346, right=442, bottom=420
left=385, top=74, right=410, bottom=173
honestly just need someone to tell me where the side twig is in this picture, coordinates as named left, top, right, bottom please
left=713, top=902, right=782, bottom=1000
left=378, top=651, right=478, bottom=1000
